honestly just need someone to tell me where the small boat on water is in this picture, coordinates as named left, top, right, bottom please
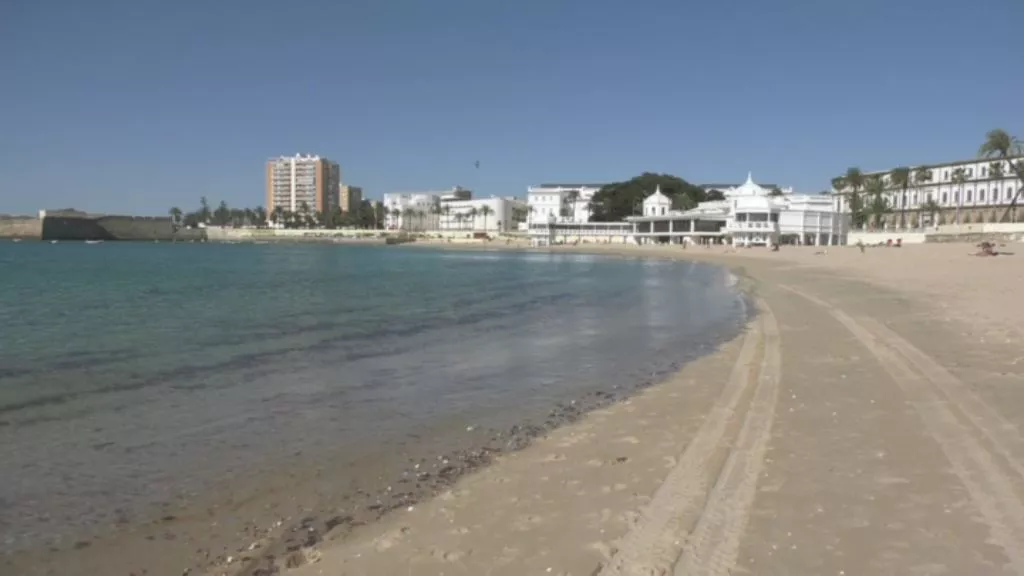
left=49, top=240, right=58, bottom=244
left=11, top=238, right=21, bottom=243
left=85, top=240, right=104, bottom=245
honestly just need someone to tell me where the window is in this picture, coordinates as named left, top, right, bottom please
left=942, top=192, right=948, bottom=204
left=980, top=189, right=986, bottom=202
left=927, top=192, right=933, bottom=202
left=1010, top=189, right=1015, bottom=200
left=660, top=206, right=666, bottom=215
left=967, top=190, right=973, bottom=202
left=967, top=168, right=973, bottom=177
left=953, top=192, right=959, bottom=203
left=944, top=170, right=950, bottom=180
left=982, top=167, right=988, bottom=177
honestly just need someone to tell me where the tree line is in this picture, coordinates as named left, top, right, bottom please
left=587, top=173, right=727, bottom=222
left=168, top=198, right=385, bottom=230
left=832, top=129, right=1024, bottom=229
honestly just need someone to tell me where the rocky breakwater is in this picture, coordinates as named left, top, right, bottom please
left=0, top=215, right=43, bottom=239
left=40, top=210, right=206, bottom=242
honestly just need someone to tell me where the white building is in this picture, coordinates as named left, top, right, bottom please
left=382, top=191, right=445, bottom=231
left=526, top=183, right=605, bottom=226
left=628, top=174, right=849, bottom=246
left=439, top=196, right=528, bottom=233
left=832, top=156, right=1024, bottom=227
left=383, top=187, right=527, bottom=233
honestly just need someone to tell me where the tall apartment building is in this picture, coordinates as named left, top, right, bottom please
left=265, top=154, right=341, bottom=215
left=339, top=185, right=363, bottom=213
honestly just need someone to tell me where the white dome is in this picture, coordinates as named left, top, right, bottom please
left=729, top=172, right=768, bottom=197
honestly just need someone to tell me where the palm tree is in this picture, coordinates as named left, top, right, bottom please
left=467, top=207, right=478, bottom=231
left=199, top=196, right=211, bottom=224
left=478, top=205, right=494, bottom=232
left=428, top=204, right=441, bottom=231
left=843, top=167, right=866, bottom=229
left=564, top=190, right=580, bottom=221
left=441, top=204, right=452, bottom=231
left=453, top=212, right=464, bottom=230
left=400, top=207, right=415, bottom=231
left=254, top=206, right=267, bottom=228
left=168, top=207, right=183, bottom=226
left=979, top=129, right=1024, bottom=222
left=889, top=167, right=911, bottom=229
left=864, top=174, right=886, bottom=229
left=951, top=167, right=967, bottom=225
left=920, top=198, right=941, bottom=227
left=912, top=166, right=932, bottom=224
left=214, top=201, right=230, bottom=227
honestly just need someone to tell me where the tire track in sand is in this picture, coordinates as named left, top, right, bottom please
left=599, top=299, right=781, bottom=576
left=673, top=301, right=782, bottom=576
left=859, top=316, right=1024, bottom=482
left=781, top=284, right=1024, bottom=573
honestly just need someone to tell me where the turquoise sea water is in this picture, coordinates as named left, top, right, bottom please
left=0, top=241, right=746, bottom=552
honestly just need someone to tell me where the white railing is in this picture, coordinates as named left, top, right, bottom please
left=726, top=221, right=777, bottom=231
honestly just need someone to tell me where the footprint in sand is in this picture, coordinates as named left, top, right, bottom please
left=556, top=431, right=593, bottom=448
left=440, top=489, right=470, bottom=501
left=512, top=514, right=545, bottom=532
left=588, top=540, right=618, bottom=560
left=431, top=547, right=473, bottom=562
left=373, top=526, right=410, bottom=551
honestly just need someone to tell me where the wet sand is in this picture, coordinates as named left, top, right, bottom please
left=286, top=241, right=1024, bottom=575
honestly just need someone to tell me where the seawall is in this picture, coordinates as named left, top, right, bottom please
left=206, top=227, right=387, bottom=244
left=39, top=214, right=205, bottom=242
left=0, top=216, right=43, bottom=239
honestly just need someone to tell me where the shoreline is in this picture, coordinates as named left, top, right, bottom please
left=8, top=241, right=1023, bottom=574
left=287, top=240, right=1024, bottom=575
left=2, top=244, right=751, bottom=576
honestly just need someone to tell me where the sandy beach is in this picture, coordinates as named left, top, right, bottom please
left=281, top=240, right=1024, bottom=575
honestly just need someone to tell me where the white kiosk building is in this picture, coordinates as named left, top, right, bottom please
left=628, top=174, right=849, bottom=247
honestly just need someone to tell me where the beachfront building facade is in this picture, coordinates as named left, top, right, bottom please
left=628, top=174, right=848, bottom=247
left=265, top=154, right=341, bottom=218
left=526, top=183, right=606, bottom=226
left=383, top=187, right=528, bottom=233
left=438, top=196, right=529, bottom=233
left=831, top=156, right=1024, bottom=227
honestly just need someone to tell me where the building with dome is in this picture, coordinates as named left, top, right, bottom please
left=627, top=173, right=849, bottom=247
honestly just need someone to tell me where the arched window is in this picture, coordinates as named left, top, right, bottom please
left=980, top=189, right=987, bottom=202
left=967, top=190, right=973, bottom=202
left=941, top=192, right=948, bottom=204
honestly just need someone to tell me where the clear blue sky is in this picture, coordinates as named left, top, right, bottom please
left=2, top=0, right=1022, bottom=215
